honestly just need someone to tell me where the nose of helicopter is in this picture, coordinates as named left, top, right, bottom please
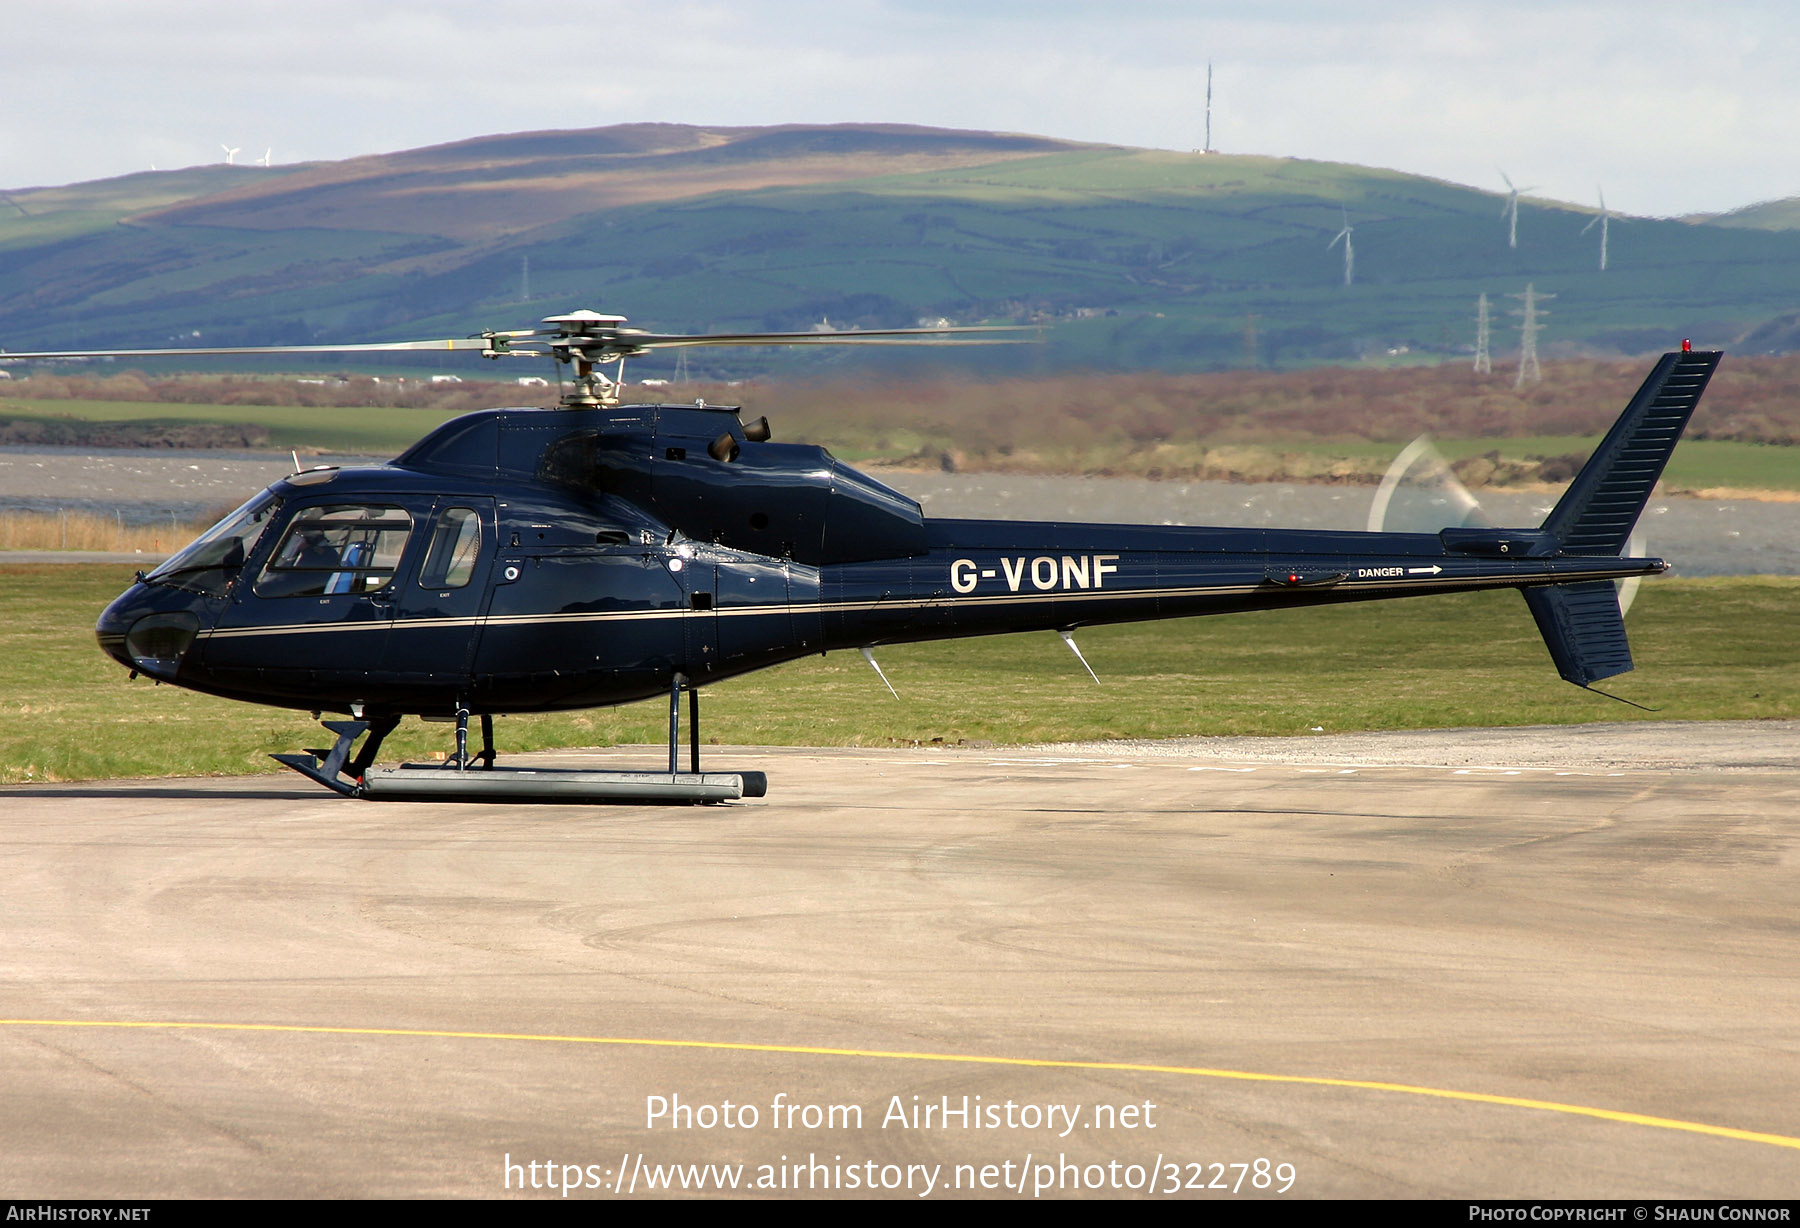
left=96, top=581, right=212, bottom=680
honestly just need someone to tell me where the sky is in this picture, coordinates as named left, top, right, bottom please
left=6, top=0, right=1797, bottom=218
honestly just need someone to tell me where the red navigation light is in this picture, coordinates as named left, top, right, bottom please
left=1681, top=339, right=1692, bottom=352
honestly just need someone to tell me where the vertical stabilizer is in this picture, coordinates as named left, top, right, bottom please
left=1523, top=582, right=1635, bottom=686
left=1525, top=348, right=1721, bottom=687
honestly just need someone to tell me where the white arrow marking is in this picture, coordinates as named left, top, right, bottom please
left=1407, top=565, right=1444, bottom=576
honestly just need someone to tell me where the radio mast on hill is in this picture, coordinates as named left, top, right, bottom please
left=1510, top=284, right=1553, bottom=388
left=1196, top=62, right=1217, bottom=154
left=1206, top=63, right=1214, bottom=153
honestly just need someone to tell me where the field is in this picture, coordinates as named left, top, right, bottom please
left=5, top=354, right=1800, bottom=492
left=2, top=564, right=1793, bottom=785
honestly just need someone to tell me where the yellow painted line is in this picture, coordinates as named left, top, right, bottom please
left=5, top=1018, right=1797, bottom=1152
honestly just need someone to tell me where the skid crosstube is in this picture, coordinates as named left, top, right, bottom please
left=360, top=765, right=766, bottom=803
left=270, top=683, right=766, bottom=803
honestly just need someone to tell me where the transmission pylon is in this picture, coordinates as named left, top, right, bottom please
left=1473, top=293, right=1492, bottom=374
left=1509, top=283, right=1554, bottom=389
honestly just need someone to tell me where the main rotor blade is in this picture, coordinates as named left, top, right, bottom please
left=622, top=333, right=1032, bottom=352
left=606, top=325, right=1032, bottom=349
left=0, top=338, right=492, bottom=361
left=2, top=324, right=1031, bottom=364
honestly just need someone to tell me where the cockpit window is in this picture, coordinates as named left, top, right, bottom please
left=146, top=489, right=282, bottom=596
left=418, top=507, right=481, bottom=590
left=254, top=505, right=413, bottom=598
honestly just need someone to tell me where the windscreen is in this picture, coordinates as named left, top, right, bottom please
left=145, top=489, right=282, bottom=595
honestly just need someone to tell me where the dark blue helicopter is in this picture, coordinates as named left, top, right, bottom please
left=7, top=314, right=1721, bottom=802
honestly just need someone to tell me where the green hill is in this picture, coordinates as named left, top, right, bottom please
left=1686, top=197, right=1800, bottom=231
left=0, top=165, right=306, bottom=249
left=5, top=123, right=1800, bottom=373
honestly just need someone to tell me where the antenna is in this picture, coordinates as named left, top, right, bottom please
left=520, top=254, right=530, bottom=303
left=1058, top=630, right=1100, bottom=684
left=1498, top=171, right=1537, bottom=249
left=859, top=646, right=899, bottom=699
left=1509, top=283, right=1554, bottom=388
left=1328, top=209, right=1355, bottom=286
left=1195, top=62, right=1218, bottom=154
left=1205, top=61, right=1213, bottom=153
left=1581, top=186, right=1620, bottom=271
left=1473, top=292, right=1492, bottom=374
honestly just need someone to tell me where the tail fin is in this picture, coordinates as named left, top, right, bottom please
left=1527, top=348, right=1721, bottom=686
left=1523, top=582, right=1634, bottom=685
left=1539, top=348, right=1721, bottom=554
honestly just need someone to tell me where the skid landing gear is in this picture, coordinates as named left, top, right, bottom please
left=271, top=681, right=768, bottom=803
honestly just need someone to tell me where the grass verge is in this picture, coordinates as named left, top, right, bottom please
left=0, top=511, right=209, bottom=553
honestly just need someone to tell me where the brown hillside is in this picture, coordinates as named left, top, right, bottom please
left=715, top=354, right=1798, bottom=483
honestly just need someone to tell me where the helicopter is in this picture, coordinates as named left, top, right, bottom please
left=3, top=313, right=1721, bottom=802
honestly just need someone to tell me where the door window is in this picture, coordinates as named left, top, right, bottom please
left=418, top=507, right=482, bottom=590
left=254, top=505, right=413, bottom=598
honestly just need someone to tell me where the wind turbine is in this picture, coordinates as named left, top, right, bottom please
left=1581, top=186, right=1620, bottom=271
left=257, top=148, right=272, bottom=168
left=221, top=144, right=241, bottom=166
left=1328, top=209, right=1355, bottom=286
left=1499, top=171, right=1537, bottom=248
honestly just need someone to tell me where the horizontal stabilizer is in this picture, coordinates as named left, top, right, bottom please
left=1540, top=349, right=1720, bottom=554
left=1523, top=581, right=1633, bottom=686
